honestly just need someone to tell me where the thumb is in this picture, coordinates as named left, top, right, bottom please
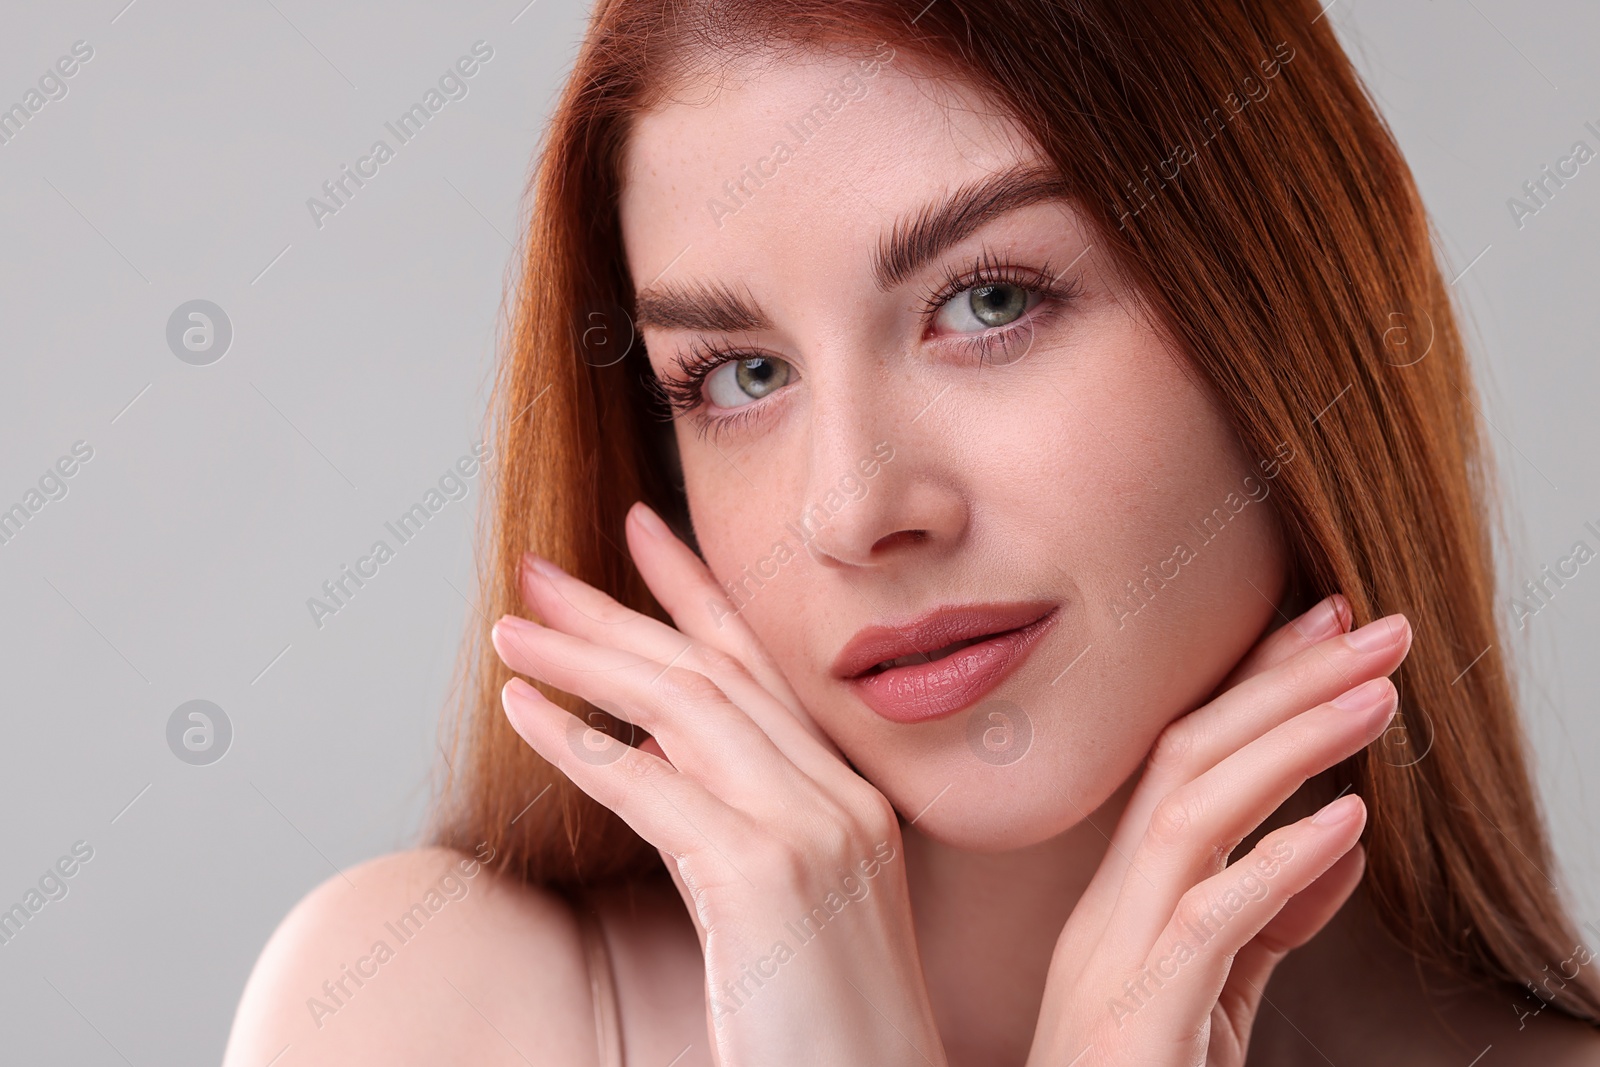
left=655, top=844, right=709, bottom=957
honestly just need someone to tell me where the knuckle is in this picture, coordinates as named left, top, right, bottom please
left=748, top=834, right=810, bottom=888
left=590, top=598, right=634, bottom=627
left=1146, top=790, right=1202, bottom=850
left=691, top=645, right=750, bottom=683
left=1284, top=708, right=1338, bottom=755
left=1173, top=883, right=1226, bottom=933
left=792, top=799, right=859, bottom=860
left=816, top=818, right=858, bottom=862
left=852, top=789, right=900, bottom=842
left=1273, top=645, right=1333, bottom=699
left=1147, top=722, right=1194, bottom=773
left=827, top=790, right=896, bottom=852
left=617, top=747, right=660, bottom=781
left=795, top=796, right=891, bottom=874
left=652, top=665, right=726, bottom=707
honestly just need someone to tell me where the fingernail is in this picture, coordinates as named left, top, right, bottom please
left=1311, top=793, right=1363, bottom=827
left=1298, top=594, right=1347, bottom=642
left=630, top=501, right=671, bottom=541
left=503, top=676, right=543, bottom=711
left=1345, top=613, right=1408, bottom=653
left=1330, top=594, right=1352, bottom=633
left=1331, top=676, right=1394, bottom=714
left=522, top=552, right=561, bottom=581
left=494, top=614, right=540, bottom=640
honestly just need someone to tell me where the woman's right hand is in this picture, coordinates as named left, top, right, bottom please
left=1024, top=594, right=1413, bottom=1066
left=491, top=503, right=948, bottom=1067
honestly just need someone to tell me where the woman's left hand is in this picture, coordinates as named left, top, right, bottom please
left=489, top=500, right=947, bottom=1067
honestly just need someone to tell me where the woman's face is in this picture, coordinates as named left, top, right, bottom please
left=618, top=46, right=1290, bottom=851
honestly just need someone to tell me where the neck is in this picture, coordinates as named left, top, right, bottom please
left=899, top=773, right=1137, bottom=1066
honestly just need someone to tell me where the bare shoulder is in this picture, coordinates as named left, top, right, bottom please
left=222, top=846, right=600, bottom=1066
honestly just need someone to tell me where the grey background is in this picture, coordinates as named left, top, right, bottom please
left=0, top=0, right=1594, bottom=1062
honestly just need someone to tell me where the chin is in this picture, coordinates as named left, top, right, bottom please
left=844, top=719, right=1151, bottom=853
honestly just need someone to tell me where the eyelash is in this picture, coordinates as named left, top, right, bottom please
left=649, top=252, right=1082, bottom=441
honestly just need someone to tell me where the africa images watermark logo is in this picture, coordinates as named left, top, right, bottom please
left=0, top=841, right=95, bottom=949
left=965, top=698, right=1033, bottom=766
left=166, top=300, right=233, bottom=365
left=166, top=700, right=233, bottom=766
left=0, top=440, right=94, bottom=549
left=0, top=39, right=95, bottom=148
left=1505, top=116, right=1600, bottom=230
left=1508, top=517, right=1600, bottom=631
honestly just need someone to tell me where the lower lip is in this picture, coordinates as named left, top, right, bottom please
left=847, top=608, right=1060, bottom=724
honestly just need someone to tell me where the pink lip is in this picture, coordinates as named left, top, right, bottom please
left=835, top=602, right=1060, bottom=724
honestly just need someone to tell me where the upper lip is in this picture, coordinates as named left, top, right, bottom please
left=832, top=600, right=1060, bottom=680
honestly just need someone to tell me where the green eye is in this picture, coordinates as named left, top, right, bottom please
left=936, top=282, right=1043, bottom=332
left=705, top=355, right=792, bottom=407
left=969, top=284, right=1029, bottom=326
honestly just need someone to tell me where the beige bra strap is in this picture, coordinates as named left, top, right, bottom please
left=576, top=906, right=625, bottom=1067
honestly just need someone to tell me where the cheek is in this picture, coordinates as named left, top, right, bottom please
left=912, top=327, right=1287, bottom=834
left=1027, top=338, right=1289, bottom=745
left=678, top=433, right=818, bottom=645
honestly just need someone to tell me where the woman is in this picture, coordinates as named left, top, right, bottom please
left=223, top=0, right=1600, bottom=1063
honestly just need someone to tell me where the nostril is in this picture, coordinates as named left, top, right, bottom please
left=872, top=529, right=927, bottom=552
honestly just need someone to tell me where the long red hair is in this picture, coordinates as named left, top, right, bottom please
left=428, top=0, right=1600, bottom=1024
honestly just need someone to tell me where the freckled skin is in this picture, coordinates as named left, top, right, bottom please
left=618, top=48, right=1289, bottom=851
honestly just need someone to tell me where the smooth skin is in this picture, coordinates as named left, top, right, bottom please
left=223, top=44, right=1600, bottom=1067
left=493, top=520, right=1388, bottom=1067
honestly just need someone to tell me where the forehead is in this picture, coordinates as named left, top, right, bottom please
left=617, top=46, right=1044, bottom=296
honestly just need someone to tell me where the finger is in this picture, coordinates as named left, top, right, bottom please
left=1071, top=617, right=1408, bottom=934
left=1125, top=794, right=1367, bottom=1050
left=1103, top=677, right=1395, bottom=956
left=501, top=677, right=745, bottom=863
left=517, top=549, right=842, bottom=774
left=1214, top=844, right=1365, bottom=1051
left=492, top=614, right=790, bottom=793
left=519, top=550, right=696, bottom=661
left=624, top=501, right=839, bottom=753
left=1150, top=612, right=1411, bottom=798
left=1211, top=593, right=1351, bottom=697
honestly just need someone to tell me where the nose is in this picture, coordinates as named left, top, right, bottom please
left=797, top=384, right=969, bottom=569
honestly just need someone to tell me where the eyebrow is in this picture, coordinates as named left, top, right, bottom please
left=632, top=277, right=768, bottom=332
left=630, top=163, right=1071, bottom=333
left=873, top=164, right=1071, bottom=289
